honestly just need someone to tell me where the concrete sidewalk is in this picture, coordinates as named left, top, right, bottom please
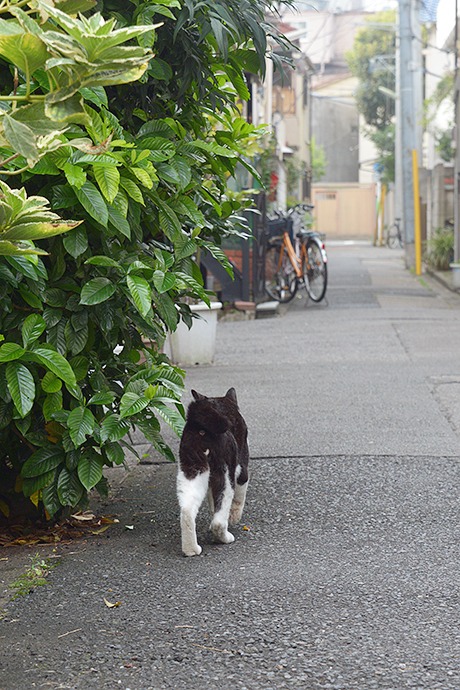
left=1, top=242, right=460, bottom=690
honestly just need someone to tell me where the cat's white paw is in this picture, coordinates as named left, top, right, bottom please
left=221, top=531, right=235, bottom=544
left=183, top=543, right=202, bottom=557
left=211, top=522, right=235, bottom=544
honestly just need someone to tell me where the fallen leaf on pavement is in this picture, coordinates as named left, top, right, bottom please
left=71, top=512, right=96, bottom=522
left=90, top=525, right=111, bottom=535
left=103, top=597, right=121, bottom=608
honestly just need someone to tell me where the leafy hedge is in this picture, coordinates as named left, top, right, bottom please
left=0, top=0, right=289, bottom=520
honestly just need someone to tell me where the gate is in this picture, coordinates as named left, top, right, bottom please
left=200, top=192, right=268, bottom=304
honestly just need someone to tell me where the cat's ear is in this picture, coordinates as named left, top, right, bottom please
left=191, top=389, right=206, bottom=401
left=225, top=387, right=237, bottom=403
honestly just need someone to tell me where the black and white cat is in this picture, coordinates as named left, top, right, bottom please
left=177, top=388, right=249, bottom=557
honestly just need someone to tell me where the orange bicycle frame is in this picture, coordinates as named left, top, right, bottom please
left=277, top=231, right=304, bottom=278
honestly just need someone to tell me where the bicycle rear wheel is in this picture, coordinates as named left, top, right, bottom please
left=264, top=244, right=298, bottom=303
left=302, top=238, right=327, bottom=302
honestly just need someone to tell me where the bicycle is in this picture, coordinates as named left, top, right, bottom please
left=264, top=204, right=328, bottom=304
left=386, top=218, right=403, bottom=249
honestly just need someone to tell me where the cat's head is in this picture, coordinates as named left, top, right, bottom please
left=187, top=388, right=238, bottom=435
left=191, top=388, right=237, bottom=404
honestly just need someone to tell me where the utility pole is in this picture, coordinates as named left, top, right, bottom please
left=398, top=0, right=417, bottom=269
left=454, top=0, right=460, bottom=266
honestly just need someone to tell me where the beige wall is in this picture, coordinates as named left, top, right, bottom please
left=312, top=183, right=376, bottom=238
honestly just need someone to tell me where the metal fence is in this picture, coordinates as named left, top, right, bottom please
left=201, top=192, right=269, bottom=304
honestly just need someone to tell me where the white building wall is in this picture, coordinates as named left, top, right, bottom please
left=436, top=0, right=457, bottom=48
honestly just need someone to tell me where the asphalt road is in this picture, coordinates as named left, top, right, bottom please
left=1, top=243, right=460, bottom=690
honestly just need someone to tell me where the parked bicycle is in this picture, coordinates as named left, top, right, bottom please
left=386, top=218, right=403, bottom=249
left=264, top=204, right=328, bottom=303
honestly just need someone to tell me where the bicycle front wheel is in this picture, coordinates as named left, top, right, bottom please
left=303, top=238, right=327, bottom=303
left=264, top=244, right=298, bottom=303
left=387, top=224, right=403, bottom=249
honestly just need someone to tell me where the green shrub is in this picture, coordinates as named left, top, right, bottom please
left=424, top=227, right=454, bottom=271
left=0, top=0, right=289, bottom=521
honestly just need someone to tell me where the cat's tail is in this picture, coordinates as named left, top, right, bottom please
left=187, top=400, right=230, bottom=435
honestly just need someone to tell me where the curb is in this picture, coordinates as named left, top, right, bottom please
left=425, top=267, right=460, bottom=294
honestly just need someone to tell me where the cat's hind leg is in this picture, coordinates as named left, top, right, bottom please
left=229, top=463, right=249, bottom=525
left=229, top=477, right=248, bottom=525
left=177, top=469, right=209, bottom=556
left=210, top=470, right=235, bottom=545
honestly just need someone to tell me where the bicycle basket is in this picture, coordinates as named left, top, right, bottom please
left=267, top=217, right=293, bottom=241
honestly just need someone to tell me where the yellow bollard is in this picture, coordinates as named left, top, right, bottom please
left=412, top=149, right=422, bottom=276
left=380, top=183, right=387, bottom=247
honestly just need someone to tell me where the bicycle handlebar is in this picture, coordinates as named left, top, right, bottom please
left=267, top=203, right=314, bottom=222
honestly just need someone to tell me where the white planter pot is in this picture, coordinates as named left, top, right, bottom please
left=168, top=302, right=222, bottom=365
left=449, top=263, right=460, bottom=288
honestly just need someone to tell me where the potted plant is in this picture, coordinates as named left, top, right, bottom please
left=167, top=299, right=222, bottom=365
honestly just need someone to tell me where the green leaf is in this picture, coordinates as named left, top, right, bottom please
left=127, top=274, right=151, bottom=317
left=203, top=244, right=234, bottom=278
left=132, top=166, right=156, bottom=189
left=63, top=163, right=87, bottom=189
left=155, top=291, right=179, bottom=331
left=3, top=221, right=81, bottom=243
left=19, top=285, right=43, bottom=309
left=22, top=470, right=56, bottom=497
left=45, top=93, right=90, bottom=127
left=41, top=371, right=62, bottom=393
left=0, top=343, right=26, bottom=362
left=80, top=277, right=116, bottom=305
left=70, top=355, right=89, bottom=381
left=6, top=361, right=35, bottom=417
left=152, top=402, right=185, bottom=437
left=119, top=391, right=149, bottom=419
left=170, top=157, right=192, bottom=189
left=25, top=346, right=77, bottom=386
left=74, top=181, right=108, bottom=226
left=152, top=270, right=176, bottom=293
left=0, top=400, right=12, bottom=430
left=137, top=136, right=175, bottom=161
left=63, top=225, right=88, bottom=258
left=156, top=162, right=181, bottom=186
left=7, top=256, right=41, bottom=281
left=22, top=446, right=65, bottom=478
left=52, top=185, right=77, bottom=209
left=119, top=177, right=144, bottom=204
left=64, top=317, right=88, bottom=356
left=42, top=481, right=61, bottom=518
left=175, top=237, right=197, bottom=261
left=57, top=466, right=84, bottom=506
left=173, top=196, right=205, bottom=227
left=3, top=114, right=39, bottom=167
left=93, top=164, right=120, bottom=203
left=100, top=414, right=130, bottom=442
left=88, top=391, right=115, bottom=405
left=104, top=441, right=124, bottom=465
left=78, top=85, right=108, bottom=108
left=0, top=24, right=48, bottom=74
left=21, top=314, right=46, bottom=347
left=158, top=205, right=181, bottom=242
left=84, top=255, right=121, bottom=268
left=43, top=390, right=63, bottom=421
left=190, top=140, right=236, bottom=158
left=68, top=406, right=96, bottom=448
left=77, top=450, right=103, bottom=491
left=107, top=204, right=131, bottom=238
left=44, top=288, right=67, bottom=308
